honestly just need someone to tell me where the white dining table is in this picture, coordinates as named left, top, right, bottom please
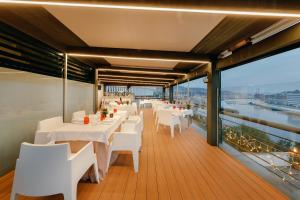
left=50, top=111, right=128, bottom=180
left=52, top=112, right=126, bottom=144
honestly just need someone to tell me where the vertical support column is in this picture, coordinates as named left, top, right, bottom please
left=63, top=54, right=68, bottom=122
left=169, top=85, right=174, bottom=103
left=176, top=81, right=179, bottom=103
left=127, top=85, right=131, bottom=93
left=94, top=69, right=99, bottom=113
left=162, top=87, right=166, bottom=100
left=187, top=78, right=190, bottom=101
left=206, top=61, right=221, bottom=146
left=103, top=83, right=106, bottom=94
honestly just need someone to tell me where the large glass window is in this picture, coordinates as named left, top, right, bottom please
left=220, top=48, right=300, bottom=190
left=176, top=78, right=207, bottom=132
left=131, top=86, right=163, bottom=99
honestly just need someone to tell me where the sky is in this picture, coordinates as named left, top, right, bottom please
left=221, top=48, right=300, bottom=94
left=179, top=47, right=300, bottom=95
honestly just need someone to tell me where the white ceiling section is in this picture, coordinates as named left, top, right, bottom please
left=45, top=6, right=225, bottom=68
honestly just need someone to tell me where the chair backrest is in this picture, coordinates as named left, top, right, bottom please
left=72, top=110, right=86, bottom=121
left=37, top=116, right=63, bottom=132
left=121, top=122, right=138, bottom=132
left=14, top=142, right=71, bottom=196
left=157, top=109, right=173, bottom=126
left=139, top=110, right=144, bottom=120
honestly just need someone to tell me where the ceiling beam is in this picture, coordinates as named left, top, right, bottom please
left=100, top=80, right=165, bottom=86
left=67, top=47, right=210, bottom=63
left=98, top=74, right=175, bottom=81
left=99, top=78, right=169, bottom=84
left=98, top=66, right=187, bottom=76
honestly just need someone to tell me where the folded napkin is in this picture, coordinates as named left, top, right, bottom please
left=71, top=118, right=84, bottom=124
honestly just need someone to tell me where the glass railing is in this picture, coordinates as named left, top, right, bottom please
left=191, top=103, right=207, bottom=132
left=220, top=113, right=300, bottom=189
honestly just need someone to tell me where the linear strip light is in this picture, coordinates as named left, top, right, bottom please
left=68, top=53, right=208, bottom=64
left=98, top=68, right=186, bottom=76
left=99, top=74, right=175, bottom=81
left=99, top=78, right=169, bottom=84
left=100, top=80, right=166, bottom=86
left=1, top=0, right=300, bottom=18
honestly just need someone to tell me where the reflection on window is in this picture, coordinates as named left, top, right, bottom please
left=220, top=48, right=300, bottom=190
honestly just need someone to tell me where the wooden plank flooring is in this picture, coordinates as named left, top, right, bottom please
left=0, top=108, right=288, bottom=200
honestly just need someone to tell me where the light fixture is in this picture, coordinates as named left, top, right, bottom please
left=68, top=53, right=208, bottom=64
left=251, top=19, right=300, bottom=44
left=98, top=74, right=175, bottom=81
left=98, top=68, right=186, bottom=76
left=1, top=0, right=300, bottom=17
left=218, top=50, right=232, bottom=59
left=98, top=78, right=169, bottom=84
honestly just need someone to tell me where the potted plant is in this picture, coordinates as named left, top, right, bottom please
left=102, top=108, right=108, bottom=117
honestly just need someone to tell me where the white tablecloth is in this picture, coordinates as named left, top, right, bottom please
left=34, top=111, right=127, bottom=145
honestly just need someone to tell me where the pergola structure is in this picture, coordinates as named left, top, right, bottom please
left=1, top=0, right=300, bottom=147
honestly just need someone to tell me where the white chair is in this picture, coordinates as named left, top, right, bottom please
left=128, top=110, right=144, bottom=132
left=71, top=110, right=86, bottom=123
left=139, top=100, right=144, bottom=108
left=34, top=116, right=64, bottom=144
left=156, top=110, right=181, bottom=138
left=10, top=142, right=99, bottom=200
left=107, top=123, right=140, bottom=173
left=154, top=105, right=167, bottom=125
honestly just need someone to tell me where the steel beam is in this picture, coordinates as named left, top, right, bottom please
left=67, top=46, right=210, bottom=63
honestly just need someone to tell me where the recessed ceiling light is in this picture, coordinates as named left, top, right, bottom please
left=1, top=0, right=300, bottom=17
left=98, top=68, right=186, bottom=76
left=68, top=53, right=208, bottom=64
left=99, top=74, right=175, bottom=81
left=99, top=78, right=168, bottom=84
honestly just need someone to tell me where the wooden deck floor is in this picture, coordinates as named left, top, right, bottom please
left=0, top=108, right=288, bottom=200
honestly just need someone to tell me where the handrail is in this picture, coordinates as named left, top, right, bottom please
left=221, top=110, right=300, bottom=135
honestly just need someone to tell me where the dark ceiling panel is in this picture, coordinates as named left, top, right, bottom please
left=192, top=16, right=281, bottom=56
left=173, top=63, right=199, bottom=71
left=0, top=5, right=86, bottom=50
left=0, top=5, right=109, bottom=67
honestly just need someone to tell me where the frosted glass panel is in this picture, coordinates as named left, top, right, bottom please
left=66, top=80, right=94, bottom=122
left=0, top=67, right=63, bottom=175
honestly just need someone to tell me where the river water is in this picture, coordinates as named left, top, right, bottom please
left=222, top=103, right=300, bottom=142
left=228, top=104, right=300, bottom=128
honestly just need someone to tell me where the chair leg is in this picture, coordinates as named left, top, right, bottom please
left=10, top=191, right=19, bottom=200
left=170, top=126, right=174, bottom=138
left=156, top=123, right=159, bottom=133
left=179, top=124, right=182, bottom=133
left=64, top=186, right=77, bottom=200
left=106, top=148, right=113, bottom=173
left=93, top=156, right=100, bottom=183
left=132, top=151, right=139, bottom=173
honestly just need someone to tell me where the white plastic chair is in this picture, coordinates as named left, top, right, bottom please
left=132, top=102, right=138, bottom=114
left=34, top=116, right=64, bottom=144
left=10, top=142, right=99, bottom=200
left=107, top=123, right=140, bottom=173
left=156, top=110, right=181, bottom=138
left=128, top=110, right=144, bottom=132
